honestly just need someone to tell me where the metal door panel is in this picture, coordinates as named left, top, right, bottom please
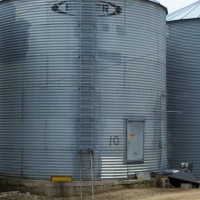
left=127, top=121, right=144, bottom=163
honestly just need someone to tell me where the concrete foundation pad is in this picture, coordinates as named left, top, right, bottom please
left=0, top=177, right=156, bottom=197
left=181, top=183, right=192, bottom=189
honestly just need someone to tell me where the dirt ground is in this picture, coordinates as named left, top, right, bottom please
left=1, top=188, right=200, bottom=200
left=75, top=188, right=200, bottom=200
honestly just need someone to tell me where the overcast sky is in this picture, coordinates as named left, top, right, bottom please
left=158, top=0, right=198, bottom=13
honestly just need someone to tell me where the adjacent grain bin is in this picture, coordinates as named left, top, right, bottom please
left=0, top=0, right=167, bottom=180
left=167, top=1, right=200, bottom=178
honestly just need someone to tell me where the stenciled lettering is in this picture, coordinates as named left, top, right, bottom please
left=51, top=0, right=122, bottom=16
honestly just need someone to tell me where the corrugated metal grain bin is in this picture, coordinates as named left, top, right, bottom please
left=167, top=1, right=200, bottom=178
left=0, top=0, right=167, bottom=180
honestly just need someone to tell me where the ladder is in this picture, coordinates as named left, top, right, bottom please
left=79, top=148, right=94, bottom=200
left=79, top=0, right=95, bottom=198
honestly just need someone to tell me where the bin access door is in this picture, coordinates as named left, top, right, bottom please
left=127, top=121, right=144, bottom=163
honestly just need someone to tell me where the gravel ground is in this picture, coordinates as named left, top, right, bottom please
left=1, top=188, right=200, bottom=200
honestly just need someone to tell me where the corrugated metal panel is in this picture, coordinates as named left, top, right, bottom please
left=167, top=19, right=200, bottom=178
left=167, top=0, right=200, bottom=21
left=0, top=0, right=167, bottom=180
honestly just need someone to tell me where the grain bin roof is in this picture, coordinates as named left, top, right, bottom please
left=167, top=0, right=200, bottom=21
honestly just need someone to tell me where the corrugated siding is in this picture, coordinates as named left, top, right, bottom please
left=167, top=19, right=200, bottom=178
left=0, top=0, right=166, bottom=180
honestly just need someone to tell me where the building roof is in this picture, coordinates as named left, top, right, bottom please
left=167, top=0, right=200, bottom=21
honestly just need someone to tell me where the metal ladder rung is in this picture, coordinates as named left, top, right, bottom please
left=79, top=147, right=92, bottom=154
left=79, top=148, right=94, bottom=200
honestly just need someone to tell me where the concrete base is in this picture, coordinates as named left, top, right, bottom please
left=157, top=177, right=172, bottom=188
left=0, top=177, right=156, bottom=197
left=181, top=183, right=192, bottom=189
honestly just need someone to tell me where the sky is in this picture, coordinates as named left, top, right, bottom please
left=158, top=0, right=198, bottom=13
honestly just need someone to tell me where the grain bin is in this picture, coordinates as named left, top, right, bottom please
left=0, top=0, right=167, bottom=180
left=167, top=1, right=200, bottom=177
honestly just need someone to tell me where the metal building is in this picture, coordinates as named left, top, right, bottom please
left=0, top=0, right=167, bottom=180
left=167, top=1, right=200, bottom=178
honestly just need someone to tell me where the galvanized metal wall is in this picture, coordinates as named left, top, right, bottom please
left=0, top=0, right=167, bottom=180
left=167, top=19, right=200, bottom=178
